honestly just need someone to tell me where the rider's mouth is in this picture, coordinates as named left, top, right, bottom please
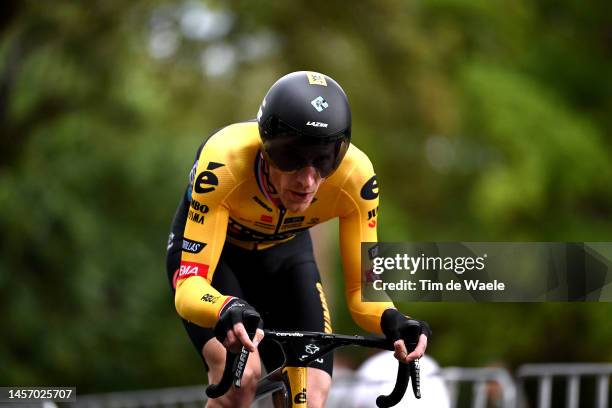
left=288, top=190, right=313, bottom=201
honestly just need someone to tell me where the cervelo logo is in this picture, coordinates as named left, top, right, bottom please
left=178, top=261, right=209, bottom=280
left=274, top=332, right=304, bottom=337
left=306, top=121, right=328, bottom=128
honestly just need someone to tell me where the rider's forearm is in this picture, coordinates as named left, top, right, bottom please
left=346, top=288, right=394, bottom=334
left=175, top=277, right=232, bottom=328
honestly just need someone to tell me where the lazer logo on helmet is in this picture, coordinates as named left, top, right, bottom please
left=306, top=121, right=328, bottom=128
left=311, top=96, right=329, bottom=112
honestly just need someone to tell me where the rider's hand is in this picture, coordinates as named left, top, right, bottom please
left=380, top=308, right=431, bottom=364
left=213, top=297, right=264, bottom=354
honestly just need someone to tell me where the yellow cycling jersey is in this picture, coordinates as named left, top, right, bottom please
left=173, top=121, right=394, bottom=334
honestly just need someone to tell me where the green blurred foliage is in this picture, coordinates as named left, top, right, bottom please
left=1, top=0, right=610, bottom=391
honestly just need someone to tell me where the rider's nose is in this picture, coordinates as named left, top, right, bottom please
left=295, top=166, right=318, bottom=188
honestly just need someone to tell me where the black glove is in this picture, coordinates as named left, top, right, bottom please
left=380, top=308, right=432, bottom=344
left=213, top=297, right=264, bottom=344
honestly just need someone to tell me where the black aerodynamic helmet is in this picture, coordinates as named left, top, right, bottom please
left=257, top=71, right=351, bottom=177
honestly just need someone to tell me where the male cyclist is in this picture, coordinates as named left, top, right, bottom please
left=166, top=71, right=430, bottom=408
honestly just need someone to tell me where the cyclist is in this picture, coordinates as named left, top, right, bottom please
left=166, top=71, right=431, bottom=408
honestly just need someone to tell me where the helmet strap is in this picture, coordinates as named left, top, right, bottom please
left=257, top=152, right=282, bottom=208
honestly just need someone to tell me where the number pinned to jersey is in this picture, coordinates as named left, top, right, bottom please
left=306, top=72, right=327, bottom=86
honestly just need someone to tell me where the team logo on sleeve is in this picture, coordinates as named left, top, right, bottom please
left=182, top=238, right=207, bottom=254
left=360, top=175, right=379, bottom=200
left=194, top=162, right=225, bottom=194
left=201, top=293, right=221, bottom=303
left=177, top=261, right=209, bottom=280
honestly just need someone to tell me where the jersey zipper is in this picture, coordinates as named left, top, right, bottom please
left=274, top=207, right=286, bottom=234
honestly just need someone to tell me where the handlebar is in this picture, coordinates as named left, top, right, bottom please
left=205, top=349, right=239, bottom=398
left=205, top=314, right=260, bottom=399
left=204, top=346, right=251, bottom=398
left=376, top=361, right=411, bottom=407
left=205, top=324, right=423, bottom=407
left=375, top=320, right=422, bottom=407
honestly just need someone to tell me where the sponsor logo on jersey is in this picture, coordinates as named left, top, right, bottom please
left=177, top=261, right=209, bottom=281
left=228, top=218, right=307, bottom=242
left=194, top=162, right=225, bottom=194
left=306, top=72, right=327, bottom=86
left=260, top=214, right=273, bottom=223
left=307, top=217, right=320, bottom=225
left=188, top=209, right=205, bottom=224
left=252, top=196, right=273, bottom=212
left=306, top=121, right=328, bottom=128
left=367, top=206, right=378, bottom=227
left=182, top=238, right=207, bottom=254
left=360, top=175, right=379, bottom=200
left=284, top=216, right=305, bottom=224
left=367, top=207, right=378, bottom=220
left=294, top=390, right=307, bottom=404
left=311, top=96, right=329, bottom=112
left=190, top=199, right=209, bottom=214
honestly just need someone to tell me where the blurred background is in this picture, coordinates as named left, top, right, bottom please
left=1, top=0, right=611, bottom=400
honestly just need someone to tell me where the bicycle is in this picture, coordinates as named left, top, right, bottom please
left=205, top=320, right=423, bottom=407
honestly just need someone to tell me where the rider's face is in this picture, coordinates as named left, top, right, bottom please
left=268, top=165, right=324, bottom=213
